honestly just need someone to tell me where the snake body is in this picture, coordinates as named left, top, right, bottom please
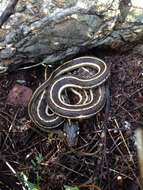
left=28, top=56, right=110, bottom=145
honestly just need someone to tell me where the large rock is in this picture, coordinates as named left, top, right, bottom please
left=0, top=0, right=143, bottom=72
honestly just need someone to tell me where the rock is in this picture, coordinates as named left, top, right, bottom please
left=7, top=84, right=33, bottom=107
left=0, top=0, right=143, bottom=72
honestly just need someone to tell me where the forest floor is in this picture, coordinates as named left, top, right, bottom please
left=0, top=44, right=143, bottom=190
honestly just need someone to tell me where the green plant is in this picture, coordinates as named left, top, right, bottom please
left=30, top=153, right=43, bottom=171
left=64, top=185, right=80, bottom=190
left=64, top=185, right=100, bottom=190
left=23, top=174, right=40, bottom=190
left=23, top=154, right=43, bottom=190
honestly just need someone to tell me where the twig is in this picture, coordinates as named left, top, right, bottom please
left=54, top=161, right=88, bottom=178
left=0, top=0, right=19, bottom=28
left=2, top=108, right=19, bottom=149
left=108, top=125, right=142, bottom=189
left=113, top=86, right=143, bottom=115
left=0, top=152, right=26, bottom=190
left=114, top=118, right=135, bottom=166
left=115, top=104, right=135, bottom=120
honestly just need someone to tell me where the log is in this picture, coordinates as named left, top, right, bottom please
left=0, top=0, right=143, bottom=72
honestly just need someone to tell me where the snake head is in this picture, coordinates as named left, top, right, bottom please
left=63, top=120, right=79, bottom=146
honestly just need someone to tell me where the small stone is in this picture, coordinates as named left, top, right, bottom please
left=7, top=84, right=33, bottom=107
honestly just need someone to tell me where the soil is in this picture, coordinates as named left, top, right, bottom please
left=0, top=45, right=143, bottom=190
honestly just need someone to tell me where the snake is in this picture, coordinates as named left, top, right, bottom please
left=28, top=56, right=110, bottom=145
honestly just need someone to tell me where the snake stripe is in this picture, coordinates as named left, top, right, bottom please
left=28, top=56, right=110, bottom=129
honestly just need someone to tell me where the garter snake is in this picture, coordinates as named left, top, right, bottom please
left=28, top=56, right=110, bottom=145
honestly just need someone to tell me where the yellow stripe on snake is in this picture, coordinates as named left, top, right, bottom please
left=28, top=56, right=110, bottom=146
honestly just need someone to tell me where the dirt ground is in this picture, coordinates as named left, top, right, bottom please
left=0, top=45, right=143, bottom=190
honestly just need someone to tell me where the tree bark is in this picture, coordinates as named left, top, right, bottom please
left=0, top=0, right=143, bottom=72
